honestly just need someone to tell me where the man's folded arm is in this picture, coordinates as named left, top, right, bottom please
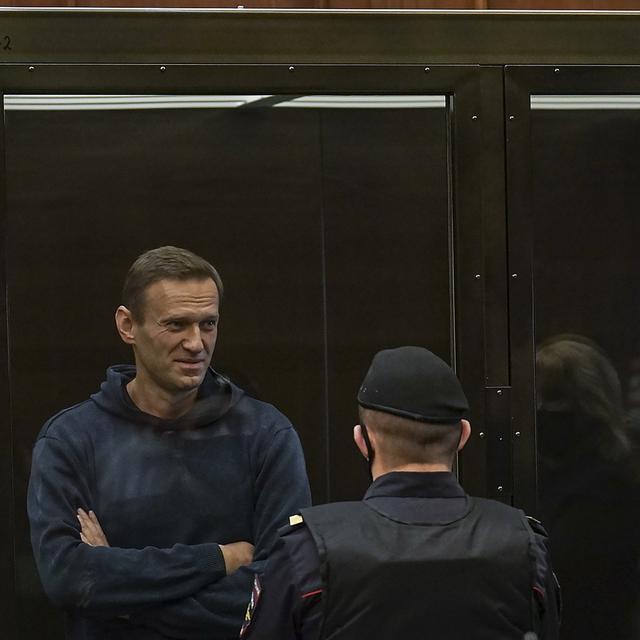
left=131, top=563, right=262, bottom=640
left=28, top=434, right=227, bottom=615
left=131, top=425, right=312, bottom=639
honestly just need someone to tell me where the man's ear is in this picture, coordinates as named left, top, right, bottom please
left=458, top=419, right=472, bottom=451
left=115, top=306, right=136, bottom=345
left=353, top=425, right=370, bottom=460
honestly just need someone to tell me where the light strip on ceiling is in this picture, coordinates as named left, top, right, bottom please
left=3, top=95, right=271, bottom=111
left=532, top=95, right=640, bottom=110
left=275, top=96, right=447, bottom=109
left=4, top=94, right=447, bottom=111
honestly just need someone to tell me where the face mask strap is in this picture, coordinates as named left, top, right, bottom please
left=360, top=422, right=375, bottom=480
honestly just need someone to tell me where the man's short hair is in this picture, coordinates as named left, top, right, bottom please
left=122, top=246, right=224, bottom=321
left=360, top=406, right=462, bottom=467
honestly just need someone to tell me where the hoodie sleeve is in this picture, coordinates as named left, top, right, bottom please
left=28, top=433, right=227, bottom=615
left=129, top=424, right=312, bottom=639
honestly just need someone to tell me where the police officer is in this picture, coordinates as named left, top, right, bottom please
left=242, top=346, right=561, bottom=640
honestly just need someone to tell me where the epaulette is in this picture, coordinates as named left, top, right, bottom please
left=276, top=513, right=305, bottom=537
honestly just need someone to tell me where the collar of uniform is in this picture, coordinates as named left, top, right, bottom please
left=364, top=471, right=465, bottom=500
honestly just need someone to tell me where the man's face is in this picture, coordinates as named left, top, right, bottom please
left=131, top=277, right=220, bottom=396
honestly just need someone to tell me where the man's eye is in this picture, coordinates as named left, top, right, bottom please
left=168, top=321, right=184, bottom=331
left=201, top=319, right=218, bottom=330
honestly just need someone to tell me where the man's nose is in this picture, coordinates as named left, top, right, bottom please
left=182, top=325, right=205, bottom=352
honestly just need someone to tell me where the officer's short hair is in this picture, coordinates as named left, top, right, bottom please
left=360, top=406, right=462, bottom=466
left=123, top=246, right=224, bottom=322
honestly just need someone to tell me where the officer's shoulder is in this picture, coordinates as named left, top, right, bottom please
left=471, top=495, right=524, bottom=514
left=471, top=497, right=550, bottom=540
left=277, top=513, right=309, bottom=539
left=274, top=514, right=318, bottom=568
left=277, top=502, right=363, bottom=537
left=472, top=496, right=541, bottom=524
left=279, top=513, right=305, bottom=531
left=524, top=514, right=550, bottom=537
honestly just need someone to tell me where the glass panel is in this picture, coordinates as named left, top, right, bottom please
left=4, top=94, right=451, bottom=638
left=323, top=104, right=451, bottom=500
left=531, top=95, right=640, bottom=640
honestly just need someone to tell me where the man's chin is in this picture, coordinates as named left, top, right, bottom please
left=176, top=368, right=210, bottom=389
left=175, top=374, right=204, bottom=390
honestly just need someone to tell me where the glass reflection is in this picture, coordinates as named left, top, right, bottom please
left=532, top=95, right=640, bottom=640
left=536, top=336, right=640, bottom=640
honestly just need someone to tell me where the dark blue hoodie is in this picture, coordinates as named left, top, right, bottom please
left=28, top=365, right=311, bottom=639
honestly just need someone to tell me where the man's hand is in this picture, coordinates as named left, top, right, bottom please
left=77, top=508, right=110, bottom=547
left=219, top=541, right=254, bottom=575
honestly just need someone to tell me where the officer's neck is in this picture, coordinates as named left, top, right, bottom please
left=371, top=461, right=452, bottom=479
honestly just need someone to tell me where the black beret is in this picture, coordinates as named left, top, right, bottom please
left=357, top=346, right=469, bottom=423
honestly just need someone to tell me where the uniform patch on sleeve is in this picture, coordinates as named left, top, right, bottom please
left=239, top=573, right=262, bottom=637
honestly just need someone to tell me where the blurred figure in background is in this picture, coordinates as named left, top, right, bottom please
left=536, top=335, right=640, bottom=640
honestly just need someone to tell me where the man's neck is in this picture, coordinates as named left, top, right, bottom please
left=371, top=462, right=452, bottom=480
left=127, top=378, right=198, bottom=420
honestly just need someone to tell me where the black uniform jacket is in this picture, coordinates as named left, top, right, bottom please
left=243, top=471, right=561, bottom=640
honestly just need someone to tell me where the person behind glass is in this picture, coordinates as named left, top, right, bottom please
left=27, top=246, right=311, bottom=640
left=536, top=335, right=640, bottom=640
left=242, top=346, right=560, bottom=640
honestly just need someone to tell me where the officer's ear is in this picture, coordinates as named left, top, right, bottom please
left=115, top=306, right=136, bottom=345
left=353, top=425, right=370, bottom=460
left=457, top=419, right=472, bottom=452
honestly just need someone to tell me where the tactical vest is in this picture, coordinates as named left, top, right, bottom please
left=302, top=497, right=535, bottom=640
